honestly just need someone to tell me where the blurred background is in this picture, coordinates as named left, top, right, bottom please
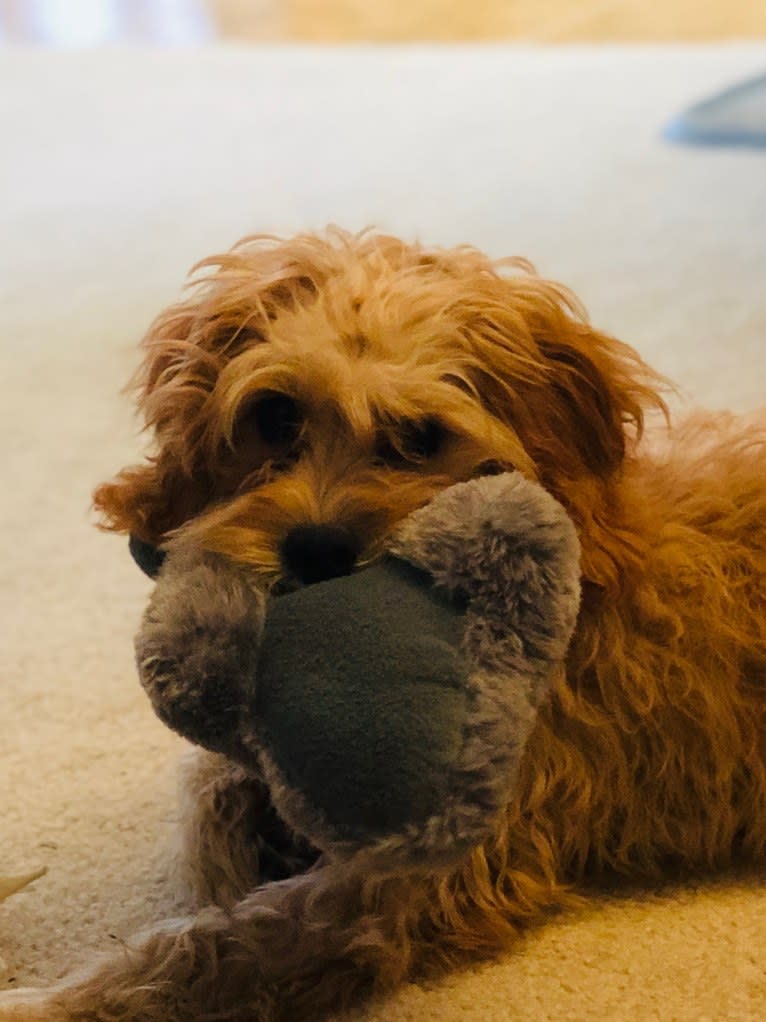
left=1, top=0, right=765, bottom=45
left=2, top=0, right=766, bottom=1014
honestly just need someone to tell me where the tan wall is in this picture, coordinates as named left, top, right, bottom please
left=234, top=0, right=766, bottom=42
left=1, top=0, right=765, bottom=45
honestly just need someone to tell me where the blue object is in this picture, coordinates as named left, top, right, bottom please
left=665, top=72, right=766, bottom=149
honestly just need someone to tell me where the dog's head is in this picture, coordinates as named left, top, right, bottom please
left=94, top=229, right=666, bottom=593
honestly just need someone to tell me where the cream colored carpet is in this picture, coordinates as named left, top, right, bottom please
left=1, top=44, right=765, bottom=1020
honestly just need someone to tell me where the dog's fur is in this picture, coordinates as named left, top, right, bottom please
left=4, top=228, right=766, bottom=1021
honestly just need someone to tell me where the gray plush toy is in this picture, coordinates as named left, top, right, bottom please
left=135, top=473, right=581, bottom=870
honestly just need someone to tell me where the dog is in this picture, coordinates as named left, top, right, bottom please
left=3, top=228, right=765, bottom=1021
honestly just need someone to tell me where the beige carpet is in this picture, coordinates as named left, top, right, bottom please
left=1, top=44, right=765, bottom=1020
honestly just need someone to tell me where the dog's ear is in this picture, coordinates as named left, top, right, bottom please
left=461, top=276, right=666, bottom=488
left=522, top=331, right=639, bottom=480
left=458, top=273, right=669, bottom=594
left=93, top=237, right=323, bottom=541
left=92, top=302, right=219, bottom=541
left=92, top=455, right=212, bottom=543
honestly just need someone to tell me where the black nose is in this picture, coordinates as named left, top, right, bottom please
left=281, top=525, right=359, bottom=585
left=129, top=534, right=166, bottom=579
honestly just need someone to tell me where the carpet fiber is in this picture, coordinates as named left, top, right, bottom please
left=1, top=43, right=765, bottom=1020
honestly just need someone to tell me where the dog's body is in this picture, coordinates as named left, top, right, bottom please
left=3, top=230, right=765, bottom=1021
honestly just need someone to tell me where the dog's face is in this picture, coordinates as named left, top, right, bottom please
left=94, top=230, right=664, bottom=591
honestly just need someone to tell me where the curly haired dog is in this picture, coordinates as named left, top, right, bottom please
left=3, top=228, right=765, bottom=1022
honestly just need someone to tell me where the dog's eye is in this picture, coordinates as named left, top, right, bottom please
left=474, top=460, right=508, bottom=477
left=376, top=418, right=445, bottom=466
left=235, top=393, right=303, bottom=449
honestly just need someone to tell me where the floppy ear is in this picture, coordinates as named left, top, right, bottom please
left=93, top=236, right=323, bottom=542
left=92, top=456, right=212, bottom=543
left=457, top=271, right=668, bottom=594
left=460, top=274, right=666, bottom=488
left=520, top=327, right=648, bottom=482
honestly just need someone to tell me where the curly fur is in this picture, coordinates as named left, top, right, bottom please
left=3, top=228, right=765, bottom=1022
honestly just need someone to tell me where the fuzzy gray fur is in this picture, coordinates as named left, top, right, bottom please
left=136, top=549, right=265, bottom=766
left=135, top=472, right=581, bottom=870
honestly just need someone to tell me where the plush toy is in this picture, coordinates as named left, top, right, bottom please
left=134, top=473, right=581, bottom=870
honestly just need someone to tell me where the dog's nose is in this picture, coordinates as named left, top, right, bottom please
left=281, top=525, right=359, bottom=585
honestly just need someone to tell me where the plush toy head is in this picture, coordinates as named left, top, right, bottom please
left=134, top=473, right=580, bottom=869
